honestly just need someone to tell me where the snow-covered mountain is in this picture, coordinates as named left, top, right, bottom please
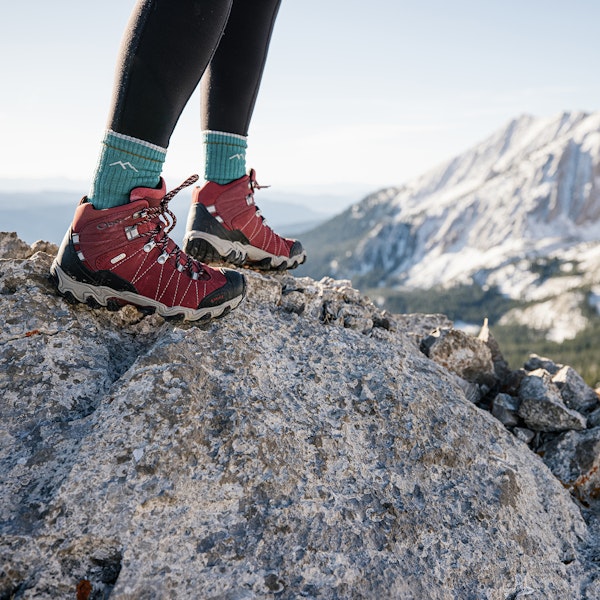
left=300, top=111, right=600, bottom=341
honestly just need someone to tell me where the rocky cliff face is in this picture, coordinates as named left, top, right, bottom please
left=1, top=232, right=600, bottom=599
left=302, top=112, right=600, bottom=287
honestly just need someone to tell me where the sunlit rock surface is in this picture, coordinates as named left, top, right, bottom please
left=1, top=232, right=599, bottom=599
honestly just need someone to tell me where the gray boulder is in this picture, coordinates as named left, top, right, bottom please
left=552, top=366, right=600, bottom=414
left=513, top=427, right=536, bottom=445
left=491, top=393, right=521, bottom=428
left=542, top=428, right=600, bottom=510
left=518, top=369, right=587, bottom=432
left=589, top=407, right=600, bottom=429
left=0, top=233, right=598, bottom=599
left=421, top=327, right=496, bottom=387
left=524, top=354, right=562, bottom=375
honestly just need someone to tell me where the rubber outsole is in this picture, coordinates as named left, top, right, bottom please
left=184, top=232, right=307, bottom=271
left=184, top=237, right=246, bottom=267
left=49, top=262, right=245, bottom=322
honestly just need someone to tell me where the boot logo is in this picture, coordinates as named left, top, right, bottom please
left=109, top=161, right=139, bottom=172
left=97, top=218, right=126, bottom=230
left=208, top=292, right=226, bottom=305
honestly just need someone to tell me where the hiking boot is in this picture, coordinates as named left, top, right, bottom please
left=50, top=175, right=246, bottom=321
left=183, top=169, right=306, bottom=270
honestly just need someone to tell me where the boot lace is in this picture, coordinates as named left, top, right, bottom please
left=139, top=175, right=207, bottom=279
left=247, top=170, right=272, bottom=227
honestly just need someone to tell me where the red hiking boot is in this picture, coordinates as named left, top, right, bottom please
left=183, top=170, right=306, bottom=270
left=50, top=176, right=246, bottom=321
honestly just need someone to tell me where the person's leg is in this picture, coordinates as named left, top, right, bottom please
left=51, top=0, right=246, bottom=321
left=184, top=0, right=306, bottom=270
left=90, top=0, right=233, bottom=209
left=200, top=0, right=280, bottom=184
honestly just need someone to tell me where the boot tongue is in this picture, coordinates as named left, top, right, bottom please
left=129, top=178, right=167, bottom=207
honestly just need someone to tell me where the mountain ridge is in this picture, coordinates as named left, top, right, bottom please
left=298, top=111, right=600, bottom=343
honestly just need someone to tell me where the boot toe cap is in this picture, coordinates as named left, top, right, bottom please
left=198, top=268, right=246, bottom=309
left=289, top=240, right=305, bottom=258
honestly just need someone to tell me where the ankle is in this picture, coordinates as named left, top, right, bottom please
left=203, top=130, right=247, bottom=184
left=88, top=130, right=166, bottom=210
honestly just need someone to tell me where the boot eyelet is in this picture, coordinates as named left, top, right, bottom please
left=125, top=226, right=139, bottom=241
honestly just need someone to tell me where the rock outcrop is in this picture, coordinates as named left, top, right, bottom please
left=421, top=322, right=600, bottom=521
left=1, top=231, right=599, bottom=599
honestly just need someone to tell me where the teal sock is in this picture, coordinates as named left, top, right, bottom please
left=203, top=130, right=248, bottom=185
left=88, top=130, right=166, bottom=209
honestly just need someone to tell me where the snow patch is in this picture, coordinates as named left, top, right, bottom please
left=499, top=291, right=588, bottom=343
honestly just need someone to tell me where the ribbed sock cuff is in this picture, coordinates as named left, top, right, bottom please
left=203, top=130, right=248, bottom=185
left=89, top=130, right=167, bottom=209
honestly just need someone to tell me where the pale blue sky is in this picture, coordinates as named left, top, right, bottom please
left=1, top=1, right=599, bottom=191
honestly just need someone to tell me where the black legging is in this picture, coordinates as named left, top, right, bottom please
left=108, top=0, right=281, bottom=148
